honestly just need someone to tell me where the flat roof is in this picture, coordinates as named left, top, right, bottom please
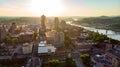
left=76, top=42, right=97, bottom=45
left=38, top=46, right=56, bottom=54
left=39, top=43, right=45, bottom=46
left=38, top=41, right=47, bottom=46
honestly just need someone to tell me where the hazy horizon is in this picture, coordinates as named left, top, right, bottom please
left=0, top=0, right=120, bottom=17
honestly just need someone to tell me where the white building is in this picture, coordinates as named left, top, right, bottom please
left=38, top=46, right=56, bottom=55
left=38, top=41, right=56, bottom=55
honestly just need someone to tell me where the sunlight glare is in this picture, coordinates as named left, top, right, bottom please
left=29, top=0, right=64, bottom=16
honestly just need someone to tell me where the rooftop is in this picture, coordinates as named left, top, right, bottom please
left=109, top=48, right=120, bottom=60
left=38, top=46, right=56, bottom=54
left=38, top=41, right=47, bottom=46
left=75, top=41, right=97, bottom=45
left=19, top=31, right=33, bottom=35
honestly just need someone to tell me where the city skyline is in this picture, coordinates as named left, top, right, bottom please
left=0, top=0, right=120, bottom=17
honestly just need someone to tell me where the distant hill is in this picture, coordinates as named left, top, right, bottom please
left=0, top=17, right=41, bottom=25
left=72, top=16, right=120, bottom=32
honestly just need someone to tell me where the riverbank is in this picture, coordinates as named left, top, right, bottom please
left=71, top=16, right=120, bottom=32
left=67, top=21, right=120, bottom=41
left=73, top=23, right=120, bottom=32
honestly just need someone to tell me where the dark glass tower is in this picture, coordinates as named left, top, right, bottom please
left=54, top=17, right=59, bottom=31
left=41, top=15, right=46, bottom=29
left=39, top=15, right=46, bottom=40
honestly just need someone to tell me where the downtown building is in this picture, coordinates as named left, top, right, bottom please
left=105, top=44, right=120, bottom=67
left=38, top=15, right=56, bottom=56
left=46, top=17, right=65, bottom=47
left=39, top=15, right=46, bottom=36
left=8, top=22, right=17, bottom=35
left=0, top=24, right=7, bottom=42
left=54, top=17, right=65, bottom=46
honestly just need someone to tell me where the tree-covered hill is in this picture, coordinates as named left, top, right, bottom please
left=72, top=16, right=120, bottom=32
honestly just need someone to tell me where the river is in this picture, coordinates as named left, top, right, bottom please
left=67, top=21, right=120, bottom=41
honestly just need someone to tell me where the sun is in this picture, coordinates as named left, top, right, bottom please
left=29, top=0, right=64, bottom=16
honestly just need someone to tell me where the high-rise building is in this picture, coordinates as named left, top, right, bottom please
left=60, top=20, right=66, bottom=30
left=54, top=31, right=64, bottom=46
left=59, top=32, right=64, bottom=44
left=40, top=15, right=46, bottom=31
left=46, top=30, right=64, bottom=46
left=39, top=15, right=47, bottom=40
left=9, top=22, right=17, bottom=34
left=54, top=17, right=59, bottom=31
left=41, top=15, right=46, bottom=28
left=0, top=24, right=7, bottom=42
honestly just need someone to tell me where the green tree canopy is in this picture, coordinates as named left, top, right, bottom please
left=80, top=54, right=91, bottom=66
left=44, top=59, right=60, bottom=67
left=65, top=57, right=76, bottom=67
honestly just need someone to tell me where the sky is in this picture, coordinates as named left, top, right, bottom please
left=0, top=0, right=120, bottom=17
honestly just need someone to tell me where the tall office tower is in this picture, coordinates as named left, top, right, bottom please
left=11, top=22, right=17, bottom=30
left=54, top=17, right=59, bottom=31
left=39, top=15, right=46, bottom=39
left=9, top=22, right=17, bottom=34
left=41, top=15, right=46, bottom=28
left=60, top=20, right=66, bottom=31
left=54, top=31, right=64, bottom=46
left=0, top=24, right=7, bottom=42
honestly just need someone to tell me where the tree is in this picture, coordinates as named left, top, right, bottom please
left=12, top=38, right=19, bottom=48
left=88, top=32, right=108, bottom=42
left=64, top=32, right=71, bottom=47
left=12, top=38, right=19, bottom=44
left=44, top=59, right=60, bottom=67
left=65, top=57, right=76, bottom=67
left=4, top=36, right=12, bottom=43
left=34, top=31, right=38, bottom=40
left=109, top=38, right=119, bottom=44
left=80, top=54, right=92, bottom=67
left=64, top=40, right=71, bottom=47
left=0, top=64, right=2, bottom=67
left=12, top=64, right=18, bottom=67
